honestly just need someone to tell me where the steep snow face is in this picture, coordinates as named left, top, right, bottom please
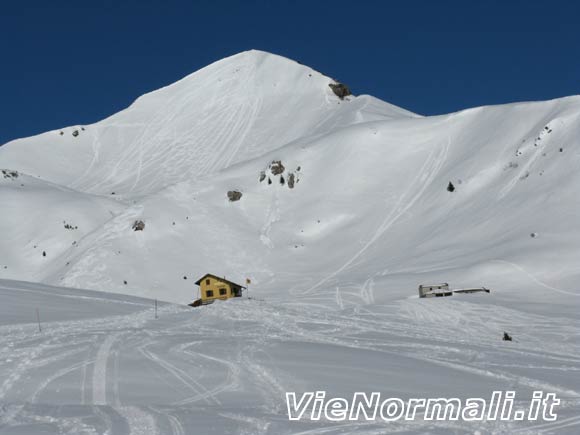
left=0, top=51, right=579, bottom=313
left=0, top=50, right=415, bottom=196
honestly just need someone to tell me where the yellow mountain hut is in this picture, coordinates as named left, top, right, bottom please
left=189, top=273, right=246, bottom=307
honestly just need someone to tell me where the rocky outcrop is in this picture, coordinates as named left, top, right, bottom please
left=329, top=82, right=352, bottom=100
left=63, top=221, right=78, bottom=230
left=270, top=160, right=285, bottom=175
left=259, top=160, right=300, bottom=190
left=227, top=190, right=243, bottom=202
left=1, top=169, right=19, bottom=179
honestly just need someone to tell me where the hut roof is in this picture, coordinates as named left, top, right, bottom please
left=194, top=273, right=247, bottom=289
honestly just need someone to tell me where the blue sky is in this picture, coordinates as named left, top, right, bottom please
left=1, top=0, right=579, bottom=144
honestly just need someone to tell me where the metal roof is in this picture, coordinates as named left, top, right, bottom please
left=194, top=273, right=247, bottom=288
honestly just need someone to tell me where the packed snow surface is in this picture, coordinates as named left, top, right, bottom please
left=0, top=50, right=579, bottom=433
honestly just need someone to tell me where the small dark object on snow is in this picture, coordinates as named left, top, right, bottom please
left=530, top=232, right=538, bottom=238
left=447, top=182, right=455, bottom=192
left=267, top=177, right=272, bottom=185
left=59, top=131, right=64, bottom=136
left=227, top=190, right=243, bottom=202
left=42, top=251, right=46, bottom=257
left=280, top=176, right=285, bottom=186
left=132, top=220, right=145, bottom=231
left=72, top=130, right=79, bottom=137
left=111, top=192, right=115, bottom=195
left=270, top=160, right=285, bottom=175
left=259, top=171, right=266, bottom=182
left=183, top=276, right=187, bottom=280
left=329, top=82, right=352, bottom=100
left=288, top=173, right=295, bottom=189
left=81, top=127, right=85, bottom=131
left=559, top=148, right=563, bottom=152
left=503, top=332, right=512, bottom=341
left=123, top=280, right=127, bottom=285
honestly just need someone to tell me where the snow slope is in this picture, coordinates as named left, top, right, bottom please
left=0, top=279, right=578, bottom=434
left=1, top=50, right=579, bottom=433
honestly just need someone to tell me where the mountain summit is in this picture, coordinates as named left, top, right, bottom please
left=0, top=50, right=414, bottom=196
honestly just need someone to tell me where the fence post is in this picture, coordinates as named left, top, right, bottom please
left=36, top=308, right=42, bottom=333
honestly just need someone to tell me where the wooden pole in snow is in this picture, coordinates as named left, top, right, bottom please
left=36, top=308, right=42, bottom=333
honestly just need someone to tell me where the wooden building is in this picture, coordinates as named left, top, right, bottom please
left=189, top=273, right=246, bottom=307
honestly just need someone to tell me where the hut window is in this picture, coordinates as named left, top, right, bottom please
left=206, top=290, right=214, bottom=297
left=219, top=288, right=227, bottom=296
left=205, top=279, right=210, bottom=285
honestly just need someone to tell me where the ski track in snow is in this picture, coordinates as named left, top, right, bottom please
left=0, top=290, right=579, bottom=434
left=492, top=259, right=580, bottom=297
left=297, top=137, right=450, bottom=296
left=93, top=333, right=119, bottom=405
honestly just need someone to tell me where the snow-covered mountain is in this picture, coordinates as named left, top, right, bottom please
left=1, top=50, right=578, bottom=308
left=1, top=50, right=579, bottom=434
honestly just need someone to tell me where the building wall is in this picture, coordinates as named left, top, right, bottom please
left=200, top=276, right=235, bottom=301
left=418, top=283, right=449, bottom=298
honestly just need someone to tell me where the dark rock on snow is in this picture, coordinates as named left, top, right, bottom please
left=227, top=190, right=243, bottom=202
left=329, top=82, right=352, bottom=100
left=270, top=160, right=285, bottom=175
left=2, top=170, right=19, bottom=179
left=132, top=220, right=145, bottom=231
